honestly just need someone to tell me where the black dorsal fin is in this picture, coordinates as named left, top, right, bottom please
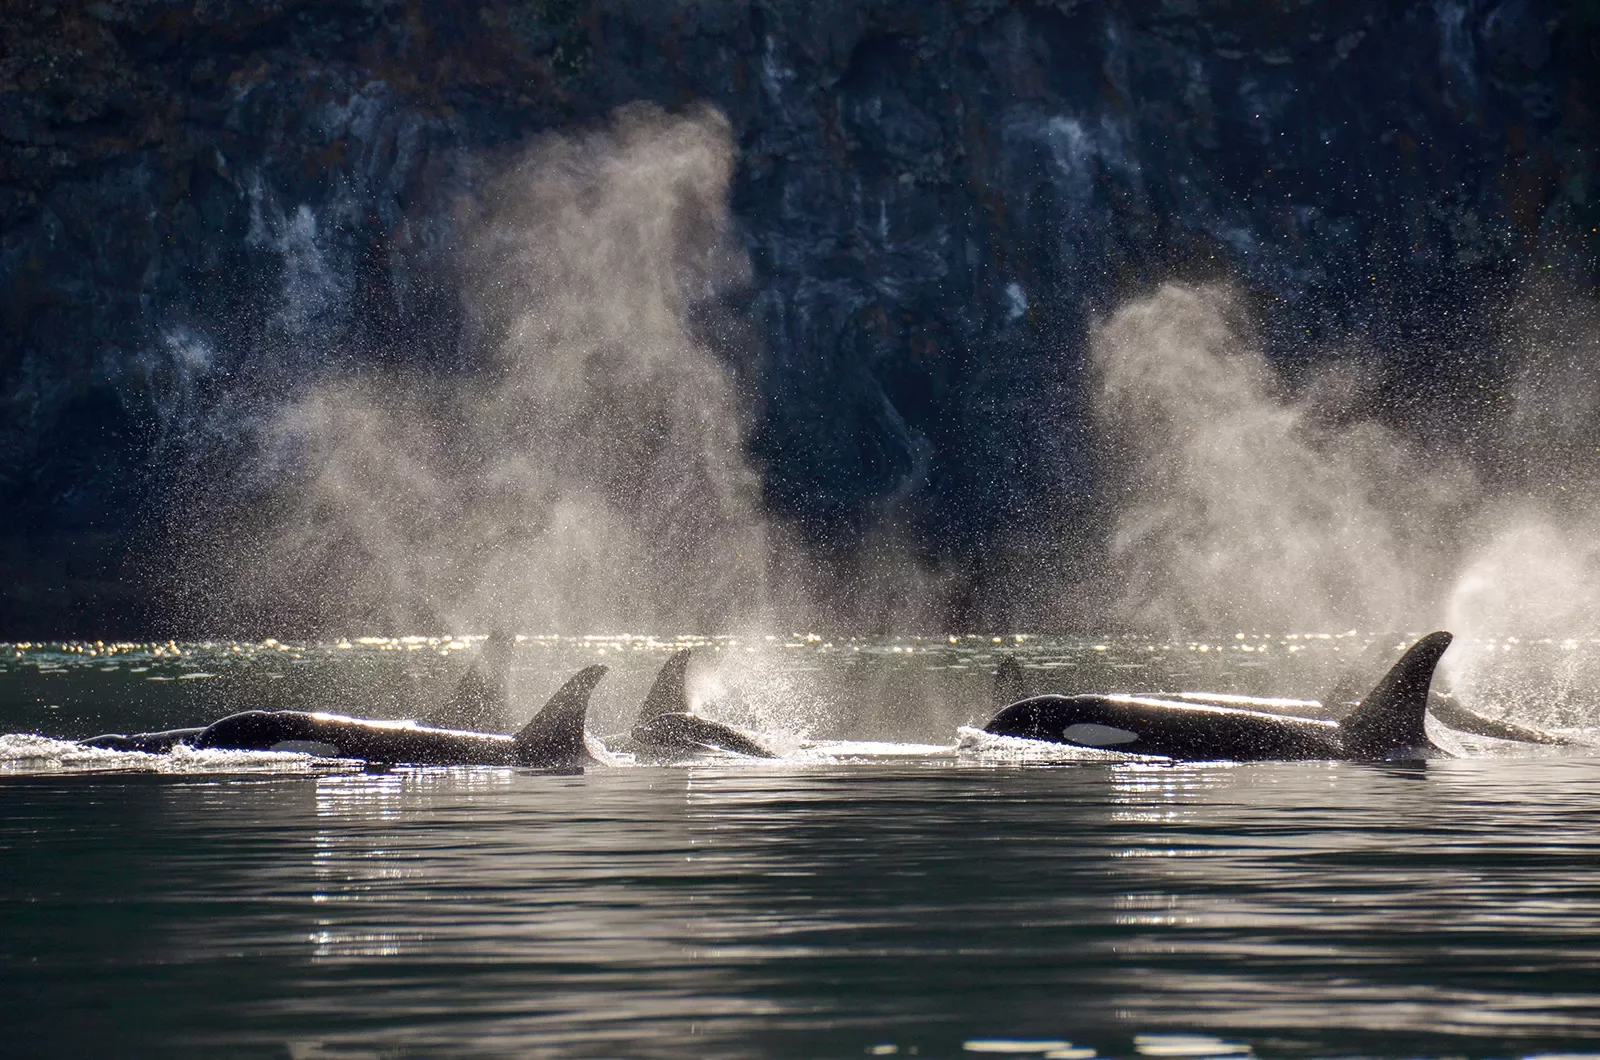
left=637, top=649, right=693, bottom=723
left=424, top=629, right=513, bottom=731
left=513, top=665, right=607, bottom=767
left=993, top=655, right=1028, bottom=710
left=1340, top=632, right=1453, bottom=759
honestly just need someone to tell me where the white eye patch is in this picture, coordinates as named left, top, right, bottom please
left=1061, top=723, right=1140, bottom=747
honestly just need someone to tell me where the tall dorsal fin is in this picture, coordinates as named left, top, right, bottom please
left=1340, top=632, right=1452, bottom=759
left=513, top=664, right=607, bottom=767
left=993, top=655, right=1028, bottom=710
left=637, top=649, right=693, bottom=723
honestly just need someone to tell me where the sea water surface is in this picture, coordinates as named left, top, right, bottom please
left=4, top=634, right=1600, bottom=1058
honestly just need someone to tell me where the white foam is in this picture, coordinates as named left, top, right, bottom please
left=584, top=732, right=635, bottom=768
left=0, top=733, right=358, bottom=775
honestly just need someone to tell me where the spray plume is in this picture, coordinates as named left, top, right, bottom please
left=212, top=104, right=784, bottom=636
left=1089, top=283, right=1472, bottom=633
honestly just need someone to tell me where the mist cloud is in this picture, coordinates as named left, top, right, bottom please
left=222, top=104, right=783, bottom=635
left=1089, top=283, right=1473, bottom=633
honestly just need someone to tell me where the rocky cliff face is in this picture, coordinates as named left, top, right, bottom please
left=2, top=0, right=1596, bottom=634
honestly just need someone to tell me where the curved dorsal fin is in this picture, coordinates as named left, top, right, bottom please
left=637, top=649, right=693, bottom=723
left=993, top=655, right=1028, bottom=709
left=514, top=664, right=607, bottom=767
left=1340, top=632, right=1452, bottom=759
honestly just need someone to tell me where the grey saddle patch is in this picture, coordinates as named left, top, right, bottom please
left=1061, top=723, right=1140, bottom=747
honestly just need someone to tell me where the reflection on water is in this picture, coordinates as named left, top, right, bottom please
left=7, top=760, right=1600, bottom=1058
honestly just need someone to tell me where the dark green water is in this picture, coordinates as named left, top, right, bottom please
left=4, top=637, right=1600, bottom=1058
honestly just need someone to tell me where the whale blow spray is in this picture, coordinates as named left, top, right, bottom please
left=208, top=104, right=786, bottom=637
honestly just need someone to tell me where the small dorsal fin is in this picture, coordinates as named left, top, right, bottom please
left=424, top=629, right=513, bottom=731
left=637, top=649, right=693, bottom=723
left=1340, top=632, right=1452, bottom=759
left=514, top=665, right=607, bottom=767
left=1321, top=673, right=1367, bottom=713
left=993, top=655, right=1028, bottom=710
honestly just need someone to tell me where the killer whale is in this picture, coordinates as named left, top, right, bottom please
left=619, top=649, right=776, bottom=759
left=983, top=632, right=1454, bottom=761
left=85, top=665, right=607, bottom=768
left=993, top=636, right=1576, bottom=750
left=84, top=633, right=530, bottom=757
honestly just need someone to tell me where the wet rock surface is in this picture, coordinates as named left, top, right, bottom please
left=1, top=0, right=1596, bottom=633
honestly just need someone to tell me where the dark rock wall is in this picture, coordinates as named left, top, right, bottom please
left=2, top=0, right=1596, bottom=633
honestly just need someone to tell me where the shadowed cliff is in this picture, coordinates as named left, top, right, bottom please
left=1, top=0, right=1596, bottom=635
